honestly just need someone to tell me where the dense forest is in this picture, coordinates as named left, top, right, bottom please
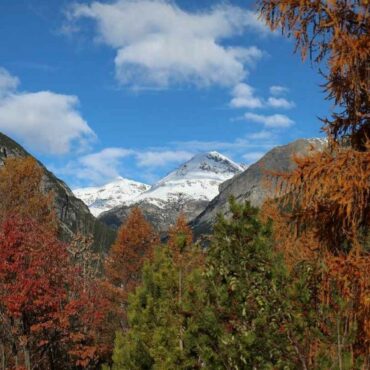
left=0, top=0, right=368, bottom=369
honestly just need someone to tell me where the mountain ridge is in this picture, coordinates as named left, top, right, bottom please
left=0, top=132, right=115, bottom=252
left=191, top=138, right=327, bottom=236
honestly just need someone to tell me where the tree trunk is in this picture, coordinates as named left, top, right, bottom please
left=23, top=347, right=31, bottom=370
left=337, top=316, right=342, bottom=370
left=1, top=341, right=5, bottom=370
left=179, top=267, right=184, bottom=352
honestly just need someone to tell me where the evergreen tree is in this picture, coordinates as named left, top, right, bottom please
left=109, top=222, right=214, bottom=369
left=204, top=198, right=294, bottom=369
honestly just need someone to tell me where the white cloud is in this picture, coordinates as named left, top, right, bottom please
left=269, top=85, right=288, bottom=96
left=0, top=68, right=95, bottom=155
left=244, top=112, right=294, bottom=128
left=59, top=147, right=194, bottom=185
left=230, top=83, right=294, bottom=110
left=0, top=68, right=19, bottom=97
left=71, top=147, right=133, bottom=184
left=230, top=83, right=263, bottom=109
left=57, top=129, right=280, bottom=186
left=267, top=97, right=295, bottom=109
left=68, top=0, right=267, bottom=88
left=136, top=150, right=193, bottom=167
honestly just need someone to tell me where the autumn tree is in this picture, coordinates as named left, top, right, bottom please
left=258, top=0, right=369, bottom=150
left=0, top=216, right=106, bottom=369
left=0, top=156, right=57, bottom=233
left=68, top=233, right=103, bottom=291
left=258, top=0, right=370, bottom=366
left=100, top=206, right=159, bottom=355
left=67, top=233, right=111, bottom=365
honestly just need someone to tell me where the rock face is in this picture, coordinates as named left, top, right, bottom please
left=74, top=177, right=150, bottom=217
left=98, top=151, right=243, bottom=234
left=191, top=138, right=327, bottom=236
left=0, top=132, right=115, bottom=252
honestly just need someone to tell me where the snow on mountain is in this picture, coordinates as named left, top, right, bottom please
left=128, top=151, right=243, bottom=208
left=74, top=152, right=243, bottom=219
left=73, top=177, right=150, bottom=216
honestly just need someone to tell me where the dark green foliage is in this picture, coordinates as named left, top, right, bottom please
left=110, top=245, right=216, bottom=369
left=204, top=198, right=295, bottom=368
left=108, top=198, right=343, bottom=369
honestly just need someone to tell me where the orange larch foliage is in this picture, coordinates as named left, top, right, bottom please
left=276, top=143, right=370, bottom=253
left=0, top=157, right=57, bottom=234
left=258, top=0, right=370, bottom=365
left=101, top=206, right=159, bottom=344
left=258, top=0, right=369, bottom=150
left=104, top=207, right=159, bottom=300
left=168, top=213, right=204, bottom=272
left=168, top=214, right=193, bottom=262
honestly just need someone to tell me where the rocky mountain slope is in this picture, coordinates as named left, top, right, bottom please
left=98, top=152, right=243, bottom=233
left=74, top=177, right=150, bottom=216
left=191, top=138, right=327, bottom=236
left=0, top=132, right=115, bottom=252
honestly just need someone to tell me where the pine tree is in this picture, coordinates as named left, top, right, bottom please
left=109, top=223, right=213, bottom=369
left=204, top=198, right=294, bottom=369
left=110, top=246, right=178, bottom=369
left=167, top=214, right=203, bottom=359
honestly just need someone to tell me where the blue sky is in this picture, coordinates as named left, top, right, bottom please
left=0, top=0, right=329, bottom=188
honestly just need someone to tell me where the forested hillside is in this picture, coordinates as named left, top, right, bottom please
left=0, top=0, right=368, bottom=369
left=0, top=133, right=115, bottom=253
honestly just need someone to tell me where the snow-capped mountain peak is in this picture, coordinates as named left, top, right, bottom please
left=74, top=152, right=243, bottom=217
left=131, top=151, right=243, bottom=207
left=73, top=177, right=150, bottom=216
left=155, top=151, right=243, bottom=186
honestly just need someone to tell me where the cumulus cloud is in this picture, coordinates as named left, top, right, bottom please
left=266, top=96, right=295, bottom=109
left=0, top=68, right=95, bottom=155
left=67, top=0, right=267, bottom=88
left=231, top=82, right=295, bottom=110
left=230, top=83, right=263, bottom=109
left=244, top=112, right=294, bottom=128
left=269, top=85, right=288, bottom=96
left=62, top=147, right=133, bottom=184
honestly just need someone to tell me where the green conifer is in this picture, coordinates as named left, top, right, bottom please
left=204, top=198, right=294, bottom=368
